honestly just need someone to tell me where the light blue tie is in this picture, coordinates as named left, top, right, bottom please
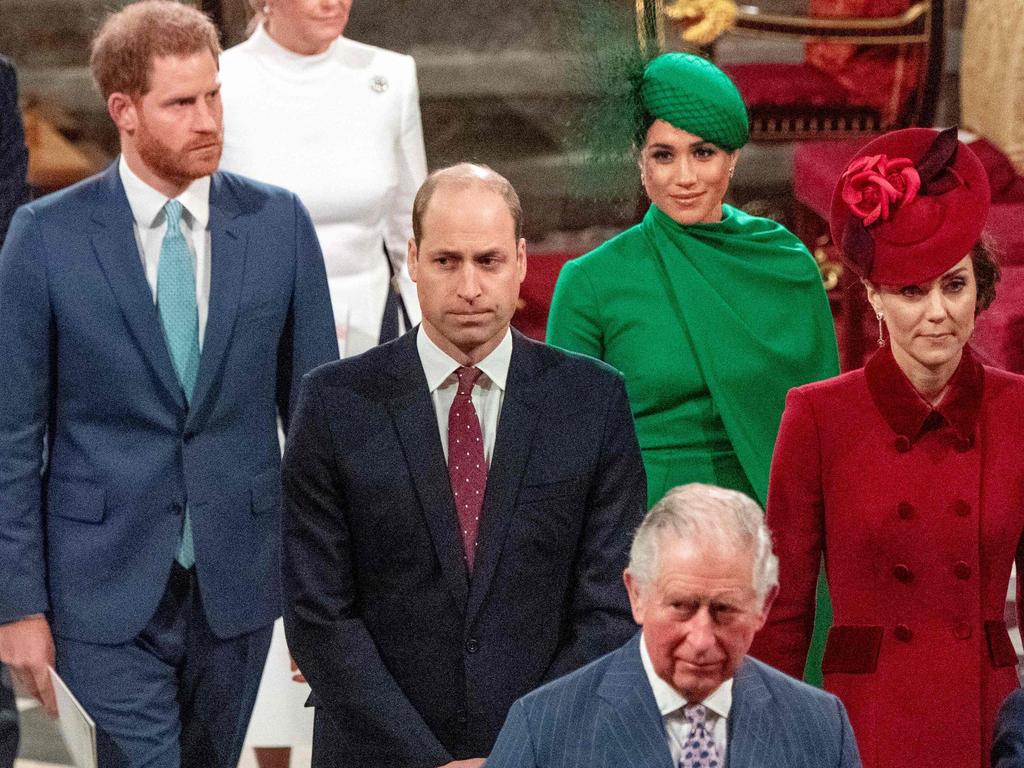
left=157, top=199, right=200, bottom=569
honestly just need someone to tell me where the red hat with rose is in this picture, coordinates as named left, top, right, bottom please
left=829, top=127, right=991, bottom=286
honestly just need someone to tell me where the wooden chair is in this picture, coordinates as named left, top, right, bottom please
left=635, top=0, right=944, bottom=141
left=22, top=109, right=98, bottom=194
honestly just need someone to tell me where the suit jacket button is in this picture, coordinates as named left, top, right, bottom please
left=955, top=622, right=972, bottom=639
left=465, top=638, right=479, bottom=654
left=894, top=624, right=913, bottom=642
left=897, top=502, right=913, bottom=520
left=894, top=436, right=912, bottom=453
left=954, top=561, right=972, bottom=580
left=953, top=500, right=971, bottom=517
left=893, top=564, right=913, bottom=583
left=456, top=709, right=468, bottom=725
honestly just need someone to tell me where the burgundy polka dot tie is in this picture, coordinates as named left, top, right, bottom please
left=448, top=366, right=486, bottom=571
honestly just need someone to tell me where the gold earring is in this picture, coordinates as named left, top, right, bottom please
left=875, top=311, right=885, bottom=347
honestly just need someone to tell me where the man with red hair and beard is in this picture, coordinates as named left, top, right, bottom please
left=0, top=2, right=338, bottom=766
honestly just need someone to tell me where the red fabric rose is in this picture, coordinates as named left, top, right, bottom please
left=840, top=154, right=922, bottom=226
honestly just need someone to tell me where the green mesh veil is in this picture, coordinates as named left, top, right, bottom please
left=556, top=0, right=650, bottom=201
left=557, top=1, right=748, bottom=203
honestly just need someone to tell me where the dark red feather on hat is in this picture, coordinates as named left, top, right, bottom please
left=915, top=127, right=959, bottom=190
left=841, top=216, right=875, bottom=278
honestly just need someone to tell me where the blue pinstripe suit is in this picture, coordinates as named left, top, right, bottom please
left=486, top=634, right=861, bottom=768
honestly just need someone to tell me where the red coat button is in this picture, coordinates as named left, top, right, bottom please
left=954, top=561, right=972, bottom=580
left=955, top=622, right=972, bottom=639
left=897, top=502, right=913, bottom=520
left=953, top=500, right=971, bottom=517
left=955, top=435, right=974, bottom=452
left=893, top=564, right=913, bottom=583
left=894, top=436, right=912, bottom=452
left=894, top=624, right=913, bottom=642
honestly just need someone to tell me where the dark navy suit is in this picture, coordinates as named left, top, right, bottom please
left=0, top=55, right=27, bottom=245
left=486, top=634, right=862, bottom=768
left=283, top=328, right=647, bottom=767
left=0, top=53, right=28, bottom=768
left=0, top=163, right=338, bottom=766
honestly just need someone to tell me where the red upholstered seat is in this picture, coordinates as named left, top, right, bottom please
left=724, top=63, right=861, bottom=108
left=974, top=266, right=1024, bottom=373
left=511, top=251, right=576, bottom=341
left=794, top=138, right=871, bottom=215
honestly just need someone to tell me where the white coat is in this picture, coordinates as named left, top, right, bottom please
left=220, top=24, right=426, bottom=357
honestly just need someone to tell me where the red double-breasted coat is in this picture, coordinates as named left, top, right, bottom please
left=751, top=346, right=1024, bottom=768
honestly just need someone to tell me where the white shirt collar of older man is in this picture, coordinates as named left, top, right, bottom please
left=639, top=631, right=732, bottom=761
left=119, top=154, right=210, bottom=232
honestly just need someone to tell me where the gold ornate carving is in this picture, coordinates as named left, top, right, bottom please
left=664, top=0, right=738, bottom=45
left=813, top=234, right=843, bottom=292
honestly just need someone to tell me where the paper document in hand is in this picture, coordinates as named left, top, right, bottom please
left=48, top=666, right=98, bottom=768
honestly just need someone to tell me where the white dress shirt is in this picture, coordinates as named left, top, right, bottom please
left=640, top=632, right=733, bottom=764
left=118, top=156, right=212, bottom=348
left=416, top=327, right=512, bottom=466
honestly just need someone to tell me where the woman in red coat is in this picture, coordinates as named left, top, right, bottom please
left=750, top=127, right=1024, bottom=768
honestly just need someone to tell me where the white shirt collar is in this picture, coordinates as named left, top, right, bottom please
left=416, top=326, right=513, bottom=393
left=639, top=631, right=733, bottom=721
left=119, top=155, right=211, bottom=231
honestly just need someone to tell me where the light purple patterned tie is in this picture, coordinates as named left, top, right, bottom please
left=680, top=704, right=722, bottom=768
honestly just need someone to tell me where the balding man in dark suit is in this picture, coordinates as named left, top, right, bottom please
left=283, top=163, right=647, bottom=768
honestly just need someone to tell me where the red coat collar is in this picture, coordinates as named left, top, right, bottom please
left=864, top=344, right=985, bottom=446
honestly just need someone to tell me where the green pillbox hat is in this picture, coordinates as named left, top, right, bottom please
left=640, top=53, right=749, bottom=151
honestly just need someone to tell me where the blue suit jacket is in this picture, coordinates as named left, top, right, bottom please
left=282, top=328, right=648, bottom=767
left=993, top=688, right=1024, bottom=767
left=0, top=162, right=338, bottom=644
left=486, top=633, right=862, bottom=768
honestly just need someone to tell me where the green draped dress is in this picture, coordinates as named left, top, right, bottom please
left=546, top=203, right=839, bottom=683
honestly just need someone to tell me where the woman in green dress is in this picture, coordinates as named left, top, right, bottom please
left=547, top=52, right=839, bottom=679
left=548, top=52, right=838, bottom=509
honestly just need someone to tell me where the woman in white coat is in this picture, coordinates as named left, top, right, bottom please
left=219, top=2, right=426, bottom=766
left=220, top=0, right=426, bottom=358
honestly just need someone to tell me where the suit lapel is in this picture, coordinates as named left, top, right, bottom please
left=597, top=635, right=675, bottom=768
left=465, top=331, right=544, bottom=624
left=186, top=173, right=248, bottom=429
left=89, top=165, right=185, bottom=410
left=386, top=333, right=469, bottom=612
left=727, top=658, right=778, bottom=767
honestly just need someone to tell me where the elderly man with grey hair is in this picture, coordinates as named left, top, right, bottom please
left=486, top=483, right=862, bottom=768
